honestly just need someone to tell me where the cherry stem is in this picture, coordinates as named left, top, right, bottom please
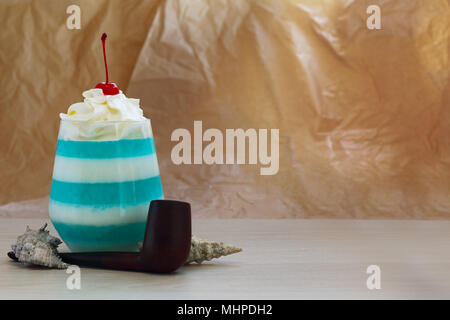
left=101, top=33, right=109, bottom=84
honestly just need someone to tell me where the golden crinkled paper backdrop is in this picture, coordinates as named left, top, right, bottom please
left=0, top=0, right=449, bottom=218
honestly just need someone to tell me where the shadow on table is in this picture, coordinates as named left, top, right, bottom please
left=182, top=262, right=240, bottom=270
left=7, top=261, right=55, bottom=271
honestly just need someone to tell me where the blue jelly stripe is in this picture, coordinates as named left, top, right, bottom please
left=50, top=176, right=163, bottom=206
left=56, top=138, right=155, bottom=159
left=52, top=222, right=146, bottom=252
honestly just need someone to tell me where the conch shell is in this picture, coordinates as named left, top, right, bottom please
left=186, top=236, right=242, bottom=264
left=9, top=223, right=68, bottom=269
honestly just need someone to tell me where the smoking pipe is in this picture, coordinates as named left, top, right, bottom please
left=59, top=200, right=191, bottom=273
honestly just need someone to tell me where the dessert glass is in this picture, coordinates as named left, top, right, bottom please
left=49, top=119, right=163, bottom=252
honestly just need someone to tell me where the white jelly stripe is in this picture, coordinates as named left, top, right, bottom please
left=52, top=154, right=160, bottom=183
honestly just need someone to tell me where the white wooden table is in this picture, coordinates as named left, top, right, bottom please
left=1, top=218, right=450, bottom=299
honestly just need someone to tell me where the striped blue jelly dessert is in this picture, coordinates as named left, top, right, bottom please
left=49, top=136, right=164, bottom=252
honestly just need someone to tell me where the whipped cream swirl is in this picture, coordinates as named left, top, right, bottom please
left=59, top=89, right=151, bottom=140
left=60, top=89, right=145, bottom=122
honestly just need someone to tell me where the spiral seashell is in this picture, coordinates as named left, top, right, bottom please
left=185, top=236, right=242, bottom=264
left=10, top=224, right=68, bottom=269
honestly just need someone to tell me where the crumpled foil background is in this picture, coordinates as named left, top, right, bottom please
left=0, top=0, right=449, bottom=218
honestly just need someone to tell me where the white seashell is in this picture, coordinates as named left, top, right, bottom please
left=139, top=236, right=242, bottom=264
left=10, top=224, right=68, bottom=269
left=185, top=236, right=242, bottom=264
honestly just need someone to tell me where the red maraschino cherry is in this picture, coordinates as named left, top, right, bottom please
left=95, top=33, right=120, bottom=95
